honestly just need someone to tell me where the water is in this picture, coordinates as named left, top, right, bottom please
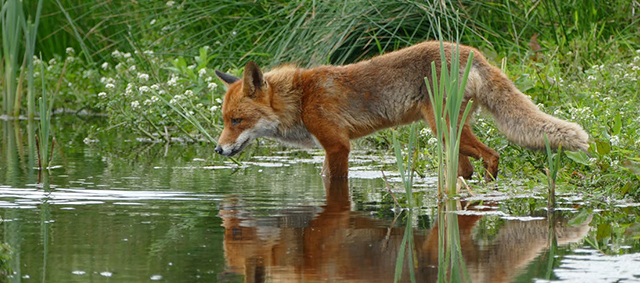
left=1, top=117, right=639, bottom=282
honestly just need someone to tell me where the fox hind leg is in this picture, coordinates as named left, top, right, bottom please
left=459, top=124, right=499, bottom=182
left=458, top=154, right=474, bottom=179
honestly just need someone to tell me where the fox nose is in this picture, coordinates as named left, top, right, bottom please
left=215, top=145, right=223, bottom=155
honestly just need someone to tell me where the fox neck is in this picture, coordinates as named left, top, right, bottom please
left=263, top=66, right=305, bottom=132
left=260, top=66, right=323, bottom=148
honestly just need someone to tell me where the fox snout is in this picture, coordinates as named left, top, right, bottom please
left=214, top=138, right=250, bottom=157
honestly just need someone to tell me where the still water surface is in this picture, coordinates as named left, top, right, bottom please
left=1, top=117, right=639, bottom=282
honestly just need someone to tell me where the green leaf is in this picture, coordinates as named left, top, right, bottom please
left=565, top=150, right=591, bottom=166
left=613, top=113, right=622, bottom=136
left=595, top=139, right=611, bottom=155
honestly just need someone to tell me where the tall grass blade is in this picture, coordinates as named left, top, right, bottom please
left=38, top=56, right=49, bottom=170
left=55, top=0, right=94, bottom=65
left=24, top=0, right=44, bottom=119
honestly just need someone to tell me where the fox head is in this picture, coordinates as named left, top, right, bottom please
left=214, top=61, right=279, bottom=156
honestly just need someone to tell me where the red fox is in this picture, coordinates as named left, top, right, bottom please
left=214, top=41, right=589, bottom=180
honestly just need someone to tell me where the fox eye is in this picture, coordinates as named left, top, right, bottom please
left=231, top=118, right=242, bottom=126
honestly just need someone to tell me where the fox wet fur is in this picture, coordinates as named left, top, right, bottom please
left=214, top=41, right=589, bottom=181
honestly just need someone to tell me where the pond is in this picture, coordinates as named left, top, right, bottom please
left=1, top=116, right=639, bottom=282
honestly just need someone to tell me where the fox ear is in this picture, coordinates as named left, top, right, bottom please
left=215, top=70, right=240, bottom=87
left=242, top=61, right=266, bottom=98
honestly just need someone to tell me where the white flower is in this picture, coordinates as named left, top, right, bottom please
left=131, top=101, right=140, bottom=109
left=188, top=64, right=196, bottom=70
left=66, top=47, right=75, bottom=55
left=587, top=75, right=596, bottom=81
left=143, top=99, right=152, bottom=106
left=115, top=63, right=124, bottom=70
left=166, top=0, right=175, bottom=6
left=208, top=82, right=218, bottom=90
left=105, top=83, right=115, bottom=89
left=150, top=19, right=156, bottom=25
left=128, top=65, right=137, bottom=72
left=125, top=83, right=134, bottom=95
left=170, top=98, right=177, bottom=104
left=167, top=75, right=178, bottom=86
left=205, top=76, right=213, bottom=82
left=33, top=56, right=41, bottom=65
left=150, top=84, right=159, bottom=91
left=210, top=105, right=219, bottom=112
left=231, top=31, right=237, bottom=36
left=98, top=92, right=107, bottom=98
left=198, top=68, right=207, bottom=77
left=184, top=90, right=194, bottom=97
left=123, top=52, right=132, bottom=59
left=610, top=135, right=620, bottom=146
left=151, top=96, right=159, bottom=102
left=49, top=58, right=57, bottom=65
left=112, top=50, right=122, bottom=58
left=215, top=98, right=222, bottom=104
left=138, top=73, right=150, bottom=81
left=101, top=62, right=109, bottom=70
left=632, top=66, right=640, bottom=71
left=139, top=86, right=150, bottom=93
left=33, top=72, right=40, bottom=77
left=143, top=50, right=154, bottom=56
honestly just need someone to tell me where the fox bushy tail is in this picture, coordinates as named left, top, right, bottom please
left=471, top=65, right=589, bottom=152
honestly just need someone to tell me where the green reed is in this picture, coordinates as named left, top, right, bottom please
left=25, top=0, right=44, bottom=119
left=391, top=115, right=419, bottom=283
left=36, top=55, right=55, bottom=172
left=426, top=20, right=473, bottom=283
left=1, top=0, right=23, bottom=117
left=392, top=123, right=419, bottom=205
left=544, top=135, right=563, bottom=209
left=425, top=41, right=474, bottom=198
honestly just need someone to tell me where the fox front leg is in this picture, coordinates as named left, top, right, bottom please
left=321, top=142, right=350, bottom=178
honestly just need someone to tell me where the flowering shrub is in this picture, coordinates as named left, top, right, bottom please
left=95, top=46, right=228, bottom=142
left=31, top=47, right=103, bottom=113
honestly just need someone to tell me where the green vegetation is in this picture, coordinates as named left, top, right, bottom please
left=1, top=0, right=639, bottom=199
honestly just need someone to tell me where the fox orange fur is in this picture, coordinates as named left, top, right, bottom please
left=214, top=41, right=589, bottom=180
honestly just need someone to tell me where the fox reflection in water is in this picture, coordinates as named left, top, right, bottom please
left=218, top=178, right=591, bottom=283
